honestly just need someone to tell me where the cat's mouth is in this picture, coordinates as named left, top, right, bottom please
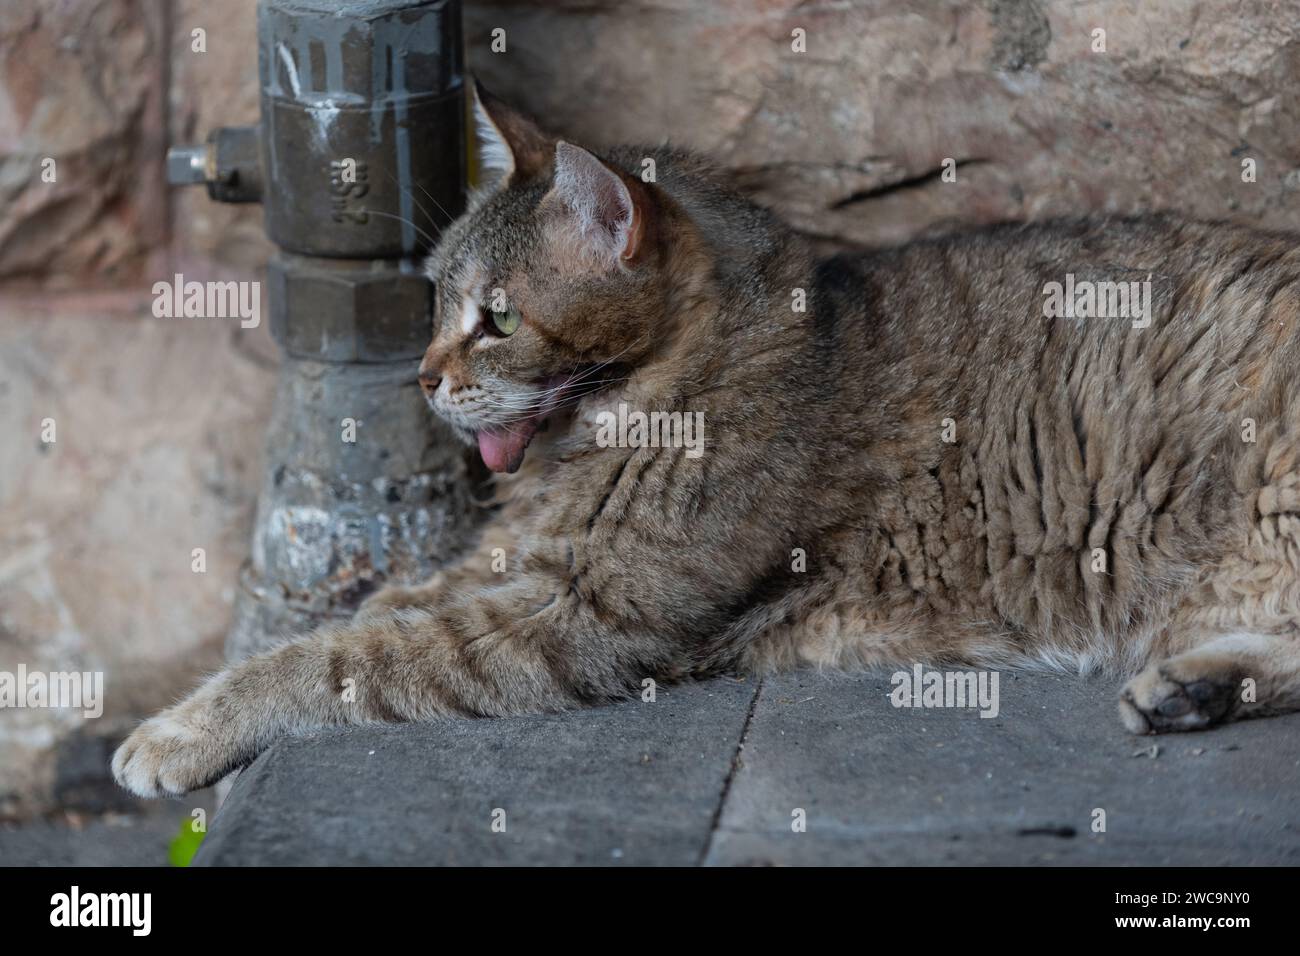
left=476, top=418, right=545, bottom=474
left=467, top=364, right=625, bottom=474
left=473, top=373, right=571, bottom=474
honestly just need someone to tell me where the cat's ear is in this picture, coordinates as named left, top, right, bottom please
left=471, top=78, right=555, bottom=187
left=548, top=141, right=651, bottom=266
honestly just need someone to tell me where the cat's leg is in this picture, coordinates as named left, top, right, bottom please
left=112, top=579, right=687, bottom=797
left=1118, top=631, right=1300, bottom=733
left=1120, top=415, right=1300, bottom=733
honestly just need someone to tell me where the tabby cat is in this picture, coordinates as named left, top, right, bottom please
left=114, top=83, right=1300, bottom=797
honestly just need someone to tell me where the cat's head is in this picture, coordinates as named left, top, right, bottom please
left=420, top=82, right=673, bottom=474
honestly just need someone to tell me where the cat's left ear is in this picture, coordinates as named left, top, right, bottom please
left=547, top=141, right=653, bottom=267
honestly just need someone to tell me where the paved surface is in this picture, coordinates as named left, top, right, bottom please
left=0, top=792, right=218, bottom=867
left=193, top=671, right=1300, bottom=866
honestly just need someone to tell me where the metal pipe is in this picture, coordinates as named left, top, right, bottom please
left=167, top=0, right=477, bottom=661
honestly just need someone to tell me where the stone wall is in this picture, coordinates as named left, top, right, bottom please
left=0, top=1, right=168, bottom=289
left=0, top=0, right=273, bottom=815
left=9, top=0, right=1300, bottom=287
left=463, top=0, right=1300, bottom=247
left=3, top=0, right=1300, bottom=815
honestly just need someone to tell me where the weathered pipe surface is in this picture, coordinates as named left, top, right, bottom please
left=224, top=0, right=474, bottom=661
left=229, top=358, right=478, bottom=659
left=257, top=0, right=465, bottom=258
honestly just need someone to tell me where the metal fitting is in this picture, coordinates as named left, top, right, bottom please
left=268, top=253, right=433, bottom=362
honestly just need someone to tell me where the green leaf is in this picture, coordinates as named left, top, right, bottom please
left=168, top=816, right=206, bottom=867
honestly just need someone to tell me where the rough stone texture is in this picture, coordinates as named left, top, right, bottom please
left=197, top=672, right=1300, bottom=866
left=19, top=0, right=1288, bottom=270
left=0, top=298, right=277, bottom=816
left=7, top=1, right=1300, bottom=272
left=0, top=0, right=168, bottom=288
left=194, top=679, right=757, bottom=866
left=0, top=0, right=268, bottom=287
left=466, top=0, right=1300, bottom=247
left=167, top=0, right=270, bottom=274
left=704, top=672, right=1300, bottom=866
left=0, top=788, right=217, bottom=866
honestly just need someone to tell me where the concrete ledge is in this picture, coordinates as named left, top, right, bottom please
left=195, top=671, right=1300, bottom=866
left=195, top=678, right=756, bottom=866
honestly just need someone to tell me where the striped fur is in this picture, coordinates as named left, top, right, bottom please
left=115, top=93, right=1300, bottom=796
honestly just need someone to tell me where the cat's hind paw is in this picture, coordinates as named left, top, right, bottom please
left=1118, top=660, right=1239, bottom=734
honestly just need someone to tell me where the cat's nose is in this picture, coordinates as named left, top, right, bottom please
left=418, top=365, right=442, bottom=395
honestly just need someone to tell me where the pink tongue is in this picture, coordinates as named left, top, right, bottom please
left=477, top=417, right=542, bottom=474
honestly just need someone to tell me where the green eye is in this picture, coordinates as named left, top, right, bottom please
left=488, top=305, right=522, bottom=337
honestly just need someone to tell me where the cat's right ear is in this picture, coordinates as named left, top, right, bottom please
left=471, top=78, right=556, bottom=188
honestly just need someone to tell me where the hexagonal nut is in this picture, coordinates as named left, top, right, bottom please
left=268, top=256, right=433, bottom=362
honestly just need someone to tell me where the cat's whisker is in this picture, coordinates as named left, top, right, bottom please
left=380, top=166, right=454, bottom=230
left=411, top=178, right=456, bottom=227
left=537, top=339, right=646, bottom=402
left=475, top=373, right=631, bottom=416
left=479, top=380, right=629, bottom=426
left=365, top=210, right=440, bottom=248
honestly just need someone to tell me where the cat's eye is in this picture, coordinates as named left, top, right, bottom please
left=486, top=305, right=522, bottom=337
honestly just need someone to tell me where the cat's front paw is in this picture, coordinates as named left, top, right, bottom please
left=112, top=706, right=237, bottom=798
